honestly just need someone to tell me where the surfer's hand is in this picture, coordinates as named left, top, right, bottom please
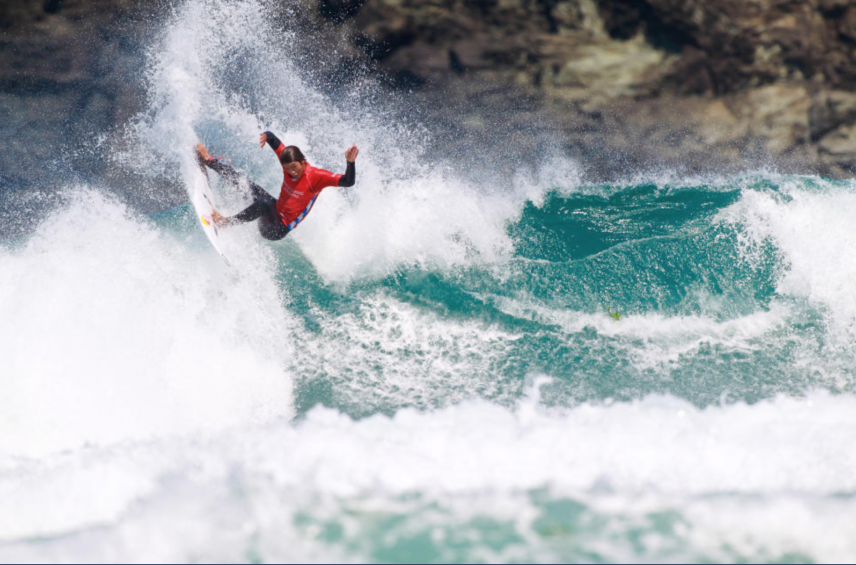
left=195, top=142, right=212, bottom=162
left=211, top=210, right=228, bottom=228
left=259, top=132, right=267, bottom=148
left=345, top=145, right=359, bottom=163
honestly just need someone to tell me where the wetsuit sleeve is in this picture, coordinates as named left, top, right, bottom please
left=203, top=158, right=239, bottom=184
left=263, top=131, right=284, bottom=157
left=338, top=161, right=355, bottom=187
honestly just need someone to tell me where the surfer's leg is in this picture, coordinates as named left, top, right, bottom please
left=245, top=180, right=275, bottom=203
left=257, top=210, right=290, bottom=241
left=228, top=200, right=288, bottom=240
left=196, top=144, right=274, bottom=198
left=230, top=197, right=273, bottom=224
left=226, top=192, right=288, bottom=241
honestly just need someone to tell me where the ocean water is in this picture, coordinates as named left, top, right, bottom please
left=2, top=0, right=856, bottom=562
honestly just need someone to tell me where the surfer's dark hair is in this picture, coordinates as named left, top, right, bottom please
left=279, top=146, right=306, bottom=165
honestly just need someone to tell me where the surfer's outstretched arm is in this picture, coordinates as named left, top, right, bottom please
left=259, top=131, right=284, bottom=157
left=196, top=142, right=279, bottom=232
left=196, top=142, right=244, bottom=187
left=202, top=157, right=244, bottom=187
left=197, top=143, right=271, bottom=201
left=338, top=162, right=355, bottom=187
left=338, top=145, right=359, bottom=187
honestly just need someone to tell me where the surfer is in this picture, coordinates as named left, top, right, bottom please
left=195, top=131, right=358, bottom=240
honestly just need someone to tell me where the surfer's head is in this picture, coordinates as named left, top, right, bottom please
left=279, top=146, right=307, bottom=179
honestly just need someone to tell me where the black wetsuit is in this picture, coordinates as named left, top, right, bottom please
left=201, top=133, right=356, bottom=241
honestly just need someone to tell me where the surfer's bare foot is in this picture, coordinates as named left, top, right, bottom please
left=195, top=142, right=213, bottom=163
left=210, top=210, right=228, bottom=228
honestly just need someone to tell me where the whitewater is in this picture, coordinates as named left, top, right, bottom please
left=2, top=0, right=856, bottom=562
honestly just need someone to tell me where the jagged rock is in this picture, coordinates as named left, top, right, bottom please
left=810, top=90, right=856, bottom=141
left=549, top=35, right=676, bottom=104
left=697, top=99, right=747, bottom=145
left=2, top=0, right=856, bottom=188
left=819, top=124, right=856, bottom=159
left=738, top=84, right=811, bottom=155
left=0, top=0, right=153, bottom=196
left=346, top=0, right=856, bottom=176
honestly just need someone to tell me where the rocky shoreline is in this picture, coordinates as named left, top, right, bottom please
left=1, top=0, right=854, bottom=197
left=1, top=1, right=159, bottom=192
left=343, top=0, right=856, bottom=178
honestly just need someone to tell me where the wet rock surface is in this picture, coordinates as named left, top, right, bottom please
left=0, top=0, right=161, bottom=204
left=1, top=0, right=855, bottom=196
left=342, top=0, right=856, bottom=177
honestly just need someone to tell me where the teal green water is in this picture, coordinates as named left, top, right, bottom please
left=5, top=165, right=856, bottom=563
left=175, top=177, right=844, bottom=420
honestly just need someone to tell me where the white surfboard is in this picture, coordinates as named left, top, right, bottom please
left=189, top=166, right=232, bottom=266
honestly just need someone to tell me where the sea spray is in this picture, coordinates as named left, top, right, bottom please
left=126, top=0, right=520, bottom=284
left=0, top=190, right=293, bottom=457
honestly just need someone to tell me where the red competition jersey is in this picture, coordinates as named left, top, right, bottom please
left=274, top=144, right=342, bottom=228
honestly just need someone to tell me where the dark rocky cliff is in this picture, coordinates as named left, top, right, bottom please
left=0, top=0, right=158, bottom=193
left=342, top=0, right=856, bottom=177
left=2, top=0, right=855, bottom=194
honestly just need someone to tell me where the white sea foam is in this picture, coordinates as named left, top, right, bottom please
left=722, top=177, right=856, bottom=336
left=296, top=294, right=523, bottom=410
left=0, top=190, right=294, bottom=457
left=1, top=387, right=855, bottom=562
left=293, top=172, right=519, bottom=283
left=494, top=294, right=790, bottom=369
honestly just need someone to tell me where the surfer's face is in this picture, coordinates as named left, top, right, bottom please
left=283, top=160, right=306, bottom=179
